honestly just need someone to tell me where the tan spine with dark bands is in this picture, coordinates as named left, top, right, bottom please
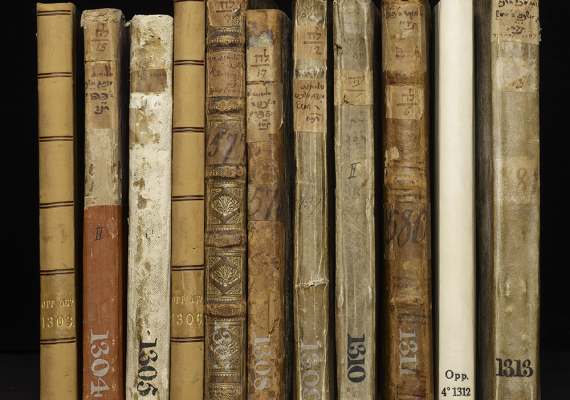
left=171, top=0, right=206, bottom=398
left=37, top=3, right=78, bottom=400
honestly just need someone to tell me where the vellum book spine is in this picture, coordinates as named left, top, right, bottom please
left=171, top=0, right=206, bottom=398
left=126, top=15, right=173, bottom=400
left=333, top=0, right=378, bottom=398
left=292, top=0, right=332, bottom=398
left=475, top=1, right=540, bottom=399
left=37, top=3, right=78, bottom=399
left=82, top=8, right=128, bottom=400
left=433, top=1, right=475, bottom=399
left=245, top=9, right=292, bottom=400
left=380, top=0, right=433, bottom=399
left=204, top=0, right=248, bottom=398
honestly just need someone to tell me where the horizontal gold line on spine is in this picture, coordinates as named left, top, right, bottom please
left=40, top=201, right=74, bottom=209
left=39, top=137, right=73, bottom=142
left=171, top=336, right=205, bottom=343
left=171, top=265, right=205, bottom=271
left=37, top=11, right=72, bottom=16
left=173, top=127, right=205, bottom=133
left=172, top=195, right=204, bottom=202
left=38, top=72, right=72, bottom=79
left=41, top=337, right=76, bottom=345
left=40, top=269, right=75, bottom=276
left=174, top=60, right=205, bottom=66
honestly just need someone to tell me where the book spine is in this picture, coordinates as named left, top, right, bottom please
left=433, top=2, right=475, bottom=399
left=293, top=0, right=331, bottom=398
left=171, top=1, right=206, bottom=398
left=204, top=0, right=248, bottom=398
left=475, top=1, right=540, bottom=399
left=81, top=8, right=127, bottom=400
left=37, top=3, right=78, bottom=400
left=126, top=15, right=173, bottom=400
left=245, top=9, right=291, bottom=399
left=381, top=1, right=433, bottom=399
left=333, top=0, right=377, bottom=398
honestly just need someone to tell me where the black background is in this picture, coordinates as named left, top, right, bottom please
left=4, top=0, right=569, bottom=398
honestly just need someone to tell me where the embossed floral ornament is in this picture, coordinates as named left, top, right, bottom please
left=212, top=195, right=239, bottom=216
left=212, top=265, right=240, bottom=287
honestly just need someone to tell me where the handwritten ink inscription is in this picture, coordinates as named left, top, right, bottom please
left=502, top=157, right=539, bottom=203
left=334, top=70, right=372, bottom=106
left=85, top=62, right=116, bottom=129
left=87, top=22, right=113, bottom=59
left=386, top=86, right=424, bottom=120
left=207, top=52, right=245, bottom=98
left=383, top=4, right=423, bottom=70
left=247, top=82, right=282, bottom=142
left=248, top=183, right=284, bottom=221
left=384, top=203, right=430, bottom=260
left=206, top=126, right=246, bottom=166
left=208, top=0, right=237, bottom=27
left=492, top=1, right=539, bottom=44
left=247, top=46, right=277, bottom=82
left=294, top=26, right=326, bottom=60
left=293, top=79, right=326, bottom=133
left=131, top=69, right=167, bottom=94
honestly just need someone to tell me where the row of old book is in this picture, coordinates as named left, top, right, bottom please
left=38, top=0, right=540, bottom=399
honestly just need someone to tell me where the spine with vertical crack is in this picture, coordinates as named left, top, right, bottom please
left=381, top=0, right=433, bottom=398
left=126, top=14, right=173, bottom=400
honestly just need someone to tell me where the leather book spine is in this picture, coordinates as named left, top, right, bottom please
left=333, top=0, right=378, bottom=398
left=81, top=8, right=128, bottom=400
left=171, top=1, right=205, bottom=399
left=475, top=1, right=540, bottom=399
left=380, top=1, right=433, bottom=399
left=37, top=3, right=78, bottom=400
left=125, top=15, right=173, bottom=400
left=204, top=0, right=248, bottom=398
left=292, top=0, right=331, bottom=398
left=433, top=2, right=475, bottom=399
left=245, top=9, right=292, bottom=400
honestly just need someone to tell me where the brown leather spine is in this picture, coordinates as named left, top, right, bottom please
left=205, top=0, right=248, bottom=398
left=333, top=0, right=378, bottom=397
left=245, top=9, right=291, bottom=399
left=381, top=1, right=433, bottom=399
left=81, top=8, right=127, bottom=400
left=171, top=0, right=206, bottom=398
left=475, top=1, right=540, bottom=399
left=292, top=0, right=332, bottom=399
left=37, top=3, right=78, bottom=400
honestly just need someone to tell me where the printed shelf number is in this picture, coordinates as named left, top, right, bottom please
left=90, top=331, right=110, bottom=398
left=137, top=337, right=159, bottom=396
left=300, top=340, right=321, bottom=400
left=253, top=332, right=272, bottom=391
left=441, top=387, right=471, bottom=397
left=347, top=334, right=366, bottom=383
left=496, top=358, right=533, bottom=377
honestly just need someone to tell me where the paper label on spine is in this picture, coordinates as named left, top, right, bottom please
left=497, top=57, right=537, bottom=93
left=492, top=1, right=539, bottom=44
left=293, top=79, right=326, bottom=133
left=207, top=51, right=245, bottom=98
left=334, top=70, right=372, bottom=106
left=131, top=69, right=168, bottom=93
left=247, top=46, right=278, bottom=82
left=294, top=26, right=326, bottom=60
left=386, top=86, right=424, bottom=120
left=247, top=82, right=282, bottom=142
left=383, top=3, right=424, bottom=71
left=85, top=61, right=117, bottom=129
left=208, top=0, right=237, bottom=27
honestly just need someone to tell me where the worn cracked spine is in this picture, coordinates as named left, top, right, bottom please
left=292, top=0, right=332, bottom=398
left=126, top=15, right=173, bottom=400
left=433, top=1, right=475, bottom=399
left=381, top=0, right=433, bottom=399
left=245, top=9, right=292, bottom=400
left=82, top=8, right=128, bottom=400
left=475, top=1, right=540, bottom=399
left=171, top=1, right=206, bottom=398
left=333, top=0, right=379, bottom=398
left=204, top=0, right=248, bottom=398
left=37, top=3, right=78, bottom=400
